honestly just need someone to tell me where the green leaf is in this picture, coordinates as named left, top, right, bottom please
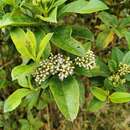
left=10, top=28, right=33, bottom=59
left=124, top=31, right=130, bottom=50
left=76, top=58, right=110, bottom=77
left=83, top=42, right=92, bottom=51
left=119, top=16, right=130, bottom=27
left=0, top=80, right=8, bottom=89
left=60, top=0, right=108, bottom=15
left=19, top=119, right=30, bottom=130
left=36, top=33, right=53, bottom=62
left=26, top=91, right=39, bottom=110
left=91, top=87, right=108, bottom=101
left=11, top=64, right=36, bottom=81
left=4, top=89, right=32, bottom=112
left=26, top=30, right=37, bottom=59
left=4, top=0, right=15, bottom=5
left=43, top=43, right=51, bottom=58
left=36, top=92, right=53, bottom=110
left=17, top=76, right=29, bottom=88
left=109, top=92, right=130, bottom=103
left=49, top=76, right=79, bottom=121
left=0, top=14, right=40, bottom=28
left=111, top=47, right=124, bottom=64
left=0, top=0, right=5, bottom=11
left=122, top=51, right=130, bottom=65
left=52, top=26, right=86, bottom=56
left=96, top=58, right=110, bottom=76
left=98, top=12, right=118, bottom=27
left=0, top=69, right=6, bottom=80
left=125, top=74, right=130, bottom=81
left=75, top=66, right=101, bottom=77
left=108, top=60, right=118, bottom=72
left=53, top=0, right=67, bottom=7
left=87, top=98, right=105, bottom=112
left=78, top=80, right=85, bottom=107
left=113, top=27, right=126, bottom=38
left=0, top=69, right=8, bottom=89
left=28, top=112, right=43, bottom=130
left=72, top=25, right=94, bottom=41
left=96, top=30, right=114, bottom=49
left=36, top=7, right=57, bottom=23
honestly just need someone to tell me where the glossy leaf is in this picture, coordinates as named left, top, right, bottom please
left=4, top=0, right=15, bottom=5
left=4, top=89, right=32, bottom=112
left=96, top=30, right=114, bottom=49
left=122, top=51, right=130, bottom=65
left=124, top=31, right=130, bottom=50
left=17, top=76, right=29, bottom=88
left=87, top=98, right=105, bottom=112
left=10, top=28, right=34, bottom=59
left=26, top=30, right=37, bottom=59
left=91, top=87, right=108, bottom=101
left=98, top=12, right=118, bottom=27
left=108, top=60, right=118, bottom=72
left=110, top=92, right=130, bottom=103
left=72, top=25, right=94, bottom=41
left=52, top=26, right=86, bottom=56
left=36, top=33, right=53, bottom=62
left=49, top=76, right=79, bottom=121
left=60, top=0, right=108, bottom=15
left=11, top=64, right=36, bottom=81
left=75, top=66, right=101, bottom=77
left=111, top=47, right=124, bottom=64
left=78, top=81, right=85, bottom=107
left=53, top=0, right=67, bottom=7
left=0, top=14, right=40, bottom=28
left=119, top=16, right=130, bottom=27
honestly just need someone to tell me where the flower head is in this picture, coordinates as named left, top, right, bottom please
left=57, top=56, right=75, bottom=80
left=75, top=50, right=96, bottom=70
left=33, top=59, right=54, bottom=84
left=33, top=53, right=75, bottom=84
left=117, top=63, right=130, bottom=76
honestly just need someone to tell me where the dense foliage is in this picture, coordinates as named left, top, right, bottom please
left=1, top=0, right=130, bottom=129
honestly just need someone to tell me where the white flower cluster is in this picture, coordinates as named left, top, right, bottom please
left=49, top=53, right=75, bottom=80
left=75, top=50, right=96, bottom=70
left=33, top=53, right=75, bottom=84
left=33, top=59, right=54, bottom=84
left=33, top=51, right=96, bottom=84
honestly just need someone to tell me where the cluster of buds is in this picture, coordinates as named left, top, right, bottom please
left=117, top=63, right=130, bottom=76
left=33, top=50, right=96, bottom=84
left=108, top=74, right=126, bottom=87
left=109, top=63, right=130, bottom=87
left=75, top=50, right=96, bottom=70
left=33, top=53, right=75, bottom=84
